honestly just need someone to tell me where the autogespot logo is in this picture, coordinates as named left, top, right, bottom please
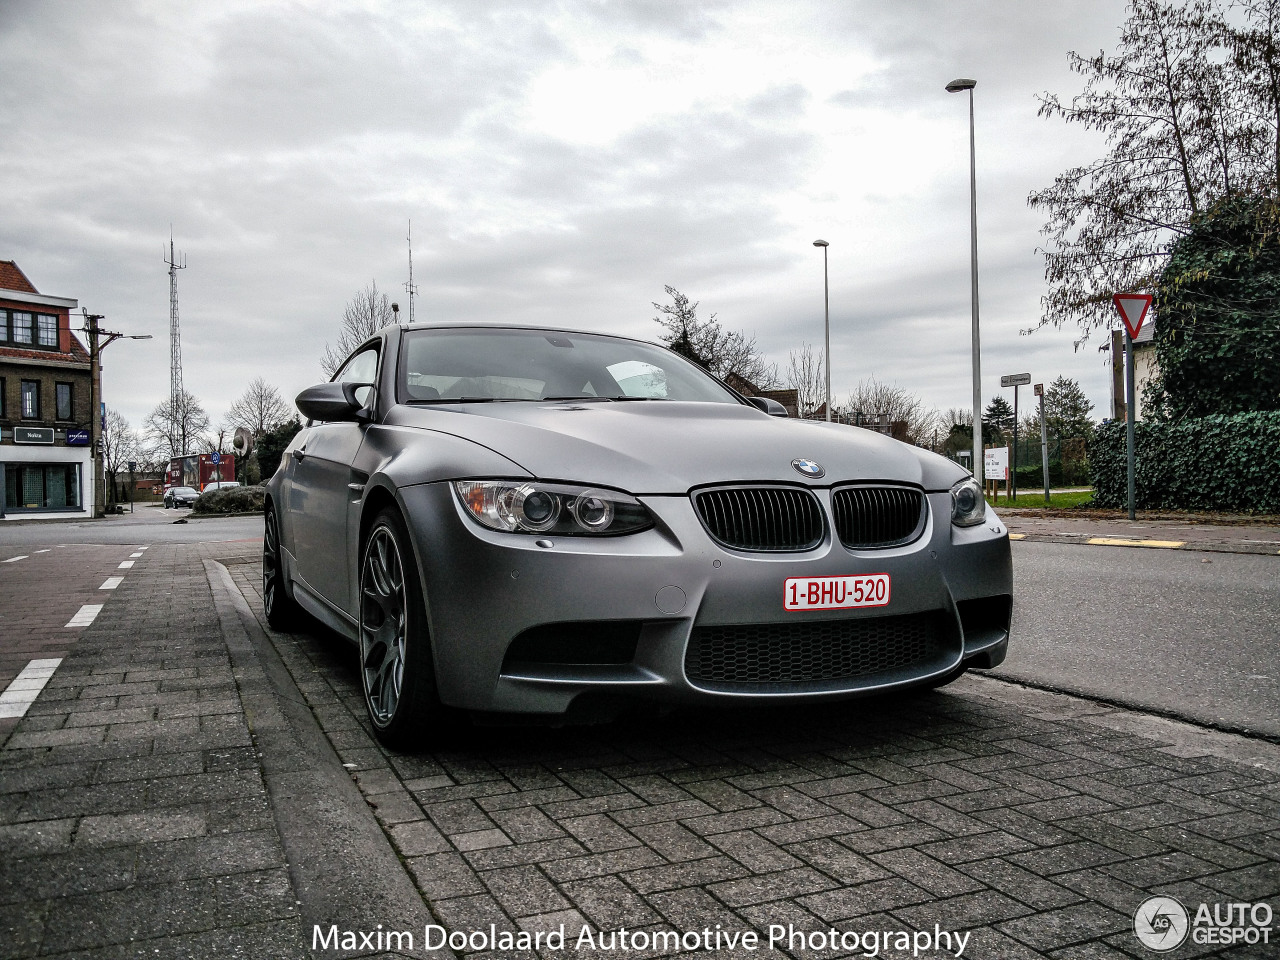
left=1134, top=896, right=1190, bottom=952
left=792, top=458, right=824, bottom=479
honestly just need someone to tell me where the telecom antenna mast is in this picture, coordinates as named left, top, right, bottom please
left=404, top=219, right=418, bottom=324
left=164, top=233, right=188, bottom=452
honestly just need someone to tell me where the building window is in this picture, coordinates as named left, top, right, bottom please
left=0, top=309, right=7, bottom=342
left=56, top=382, right=73, bottom=420
left=20, top=380, right=40, bottom=419
left=0, top=377, right=5, bottom=418
left=37, top=314, right=58, bottom=347
left=4, top=464, right=81, bottom=510
left=12, top=311, right=33, bottom=344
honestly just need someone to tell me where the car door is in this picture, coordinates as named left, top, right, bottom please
left=288, top=345, right=380, bottom=615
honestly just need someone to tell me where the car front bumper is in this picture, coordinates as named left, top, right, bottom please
left=398, top=482, right=1012, bottom=716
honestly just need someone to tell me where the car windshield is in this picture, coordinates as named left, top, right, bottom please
left=399, top=328, right=742, bottom=405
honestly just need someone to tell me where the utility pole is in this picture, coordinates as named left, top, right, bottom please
left=165, top=233, right=188, bottom=453
left=81, top=310, right=151, bottom=518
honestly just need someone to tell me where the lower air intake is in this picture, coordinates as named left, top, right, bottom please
left=685, top=611, right=953, bottom=692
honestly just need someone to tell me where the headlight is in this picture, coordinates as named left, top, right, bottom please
left=950, top=477, right=986, bottom=527
left=454, top=481, right=653, bottom=536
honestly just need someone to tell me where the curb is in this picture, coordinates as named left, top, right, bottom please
left=205, top=559, right=444, bottom=960
left=1007, top=532, right=1280, bottom=556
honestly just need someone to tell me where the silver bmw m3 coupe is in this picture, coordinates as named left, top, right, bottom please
left=263, top=323, right=1012, bottom=746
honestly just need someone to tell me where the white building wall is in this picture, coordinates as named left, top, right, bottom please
left=1, top=439, right=94, bottom=520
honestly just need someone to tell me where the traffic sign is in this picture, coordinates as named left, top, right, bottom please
left=211, top=453, right=221, bottom=464
left=1112, top=292, right=1152, bottom=340
left=1001, top=373, right=1031, bottom=387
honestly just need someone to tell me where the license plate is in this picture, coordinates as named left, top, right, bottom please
left=784, top=574, right=891, bottom=611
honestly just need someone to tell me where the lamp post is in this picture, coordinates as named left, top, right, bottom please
left=813, top=239, right=831, bottom=422
left=946, top=77, right=983, bottom=484
left=81, top=309, right=152, bottom=518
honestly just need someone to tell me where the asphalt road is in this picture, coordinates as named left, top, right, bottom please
left=998, top=540, right=1280, bottom=739
left=0, top=503, right=262, bottom=546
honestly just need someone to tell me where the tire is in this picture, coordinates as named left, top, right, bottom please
left=358, top=508, right=444, bottom=748
left=262, top=507, right=301, bottom=630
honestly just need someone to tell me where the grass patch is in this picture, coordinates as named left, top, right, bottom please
left=988, top=489, right=1095, bottom=509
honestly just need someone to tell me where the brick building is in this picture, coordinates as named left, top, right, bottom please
left=0, top=261, right=93, bottom=519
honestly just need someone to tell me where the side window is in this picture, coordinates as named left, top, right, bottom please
left=335, top=347, right=379, bottom=408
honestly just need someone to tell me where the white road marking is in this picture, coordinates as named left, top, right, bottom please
left=65, top=604, right=103, bottom=628
left=0, top=658, right=63, bottom=719
left=129, top=552, right=143, bottom=558
left=118, top=560, right=134, bottom=569
left=100, top=577, right=124, bottom=590
left=3, top=556, right=27, bottom=563
left=35, top=549, right=51, bottom=554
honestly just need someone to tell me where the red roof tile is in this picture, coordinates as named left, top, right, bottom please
left=0, top=261, right=38, bottom=294
left=0, top=337, right=90, bottom=365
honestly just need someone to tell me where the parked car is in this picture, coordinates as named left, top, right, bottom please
left=263, top=324, right=1012, bottom=746
left=163, top=485, right=199, bottom=509
left=202, top=481, right=242, bottom=492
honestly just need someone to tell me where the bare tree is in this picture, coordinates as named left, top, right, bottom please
left=225, top=377, right=293, bottom=436
left=838, top=378, right=941, bottom=446
left=321, top=281, right=396, bottom=377
left=143, top=389, right=211, bottom=462
left=102, top=408, right=139, bottom=504
left=652, top=286, right=779, bottom=387
left=785, top=342, right=826, bottom=419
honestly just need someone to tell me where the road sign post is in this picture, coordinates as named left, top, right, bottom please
left=1001, top=373, right=1030, bottom=501
left=1035, top=382, right=1049, bottom=505
left=1113, top=294, right=1152, bottom=521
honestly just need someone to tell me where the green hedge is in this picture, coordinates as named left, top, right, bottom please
left=192, top=485, right=266, bottom=515
left=1089, top=412, right=1280, bottom=511
left=1015, top=461, right=1064, bottom=489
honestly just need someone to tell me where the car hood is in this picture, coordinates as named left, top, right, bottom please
left=385, top=401, right=965, bottom=493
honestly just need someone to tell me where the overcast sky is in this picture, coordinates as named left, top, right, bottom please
left=3, top=0, right=1133, bottom=439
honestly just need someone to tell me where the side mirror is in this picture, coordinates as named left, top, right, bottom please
left=295, top=381, right=372, bottom=422
left=747, top=396, right=789, bottom=418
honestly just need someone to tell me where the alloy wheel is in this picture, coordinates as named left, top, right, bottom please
left=360, top=525, right=407, bottom=727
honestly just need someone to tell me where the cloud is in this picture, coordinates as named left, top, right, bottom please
left=1, top=0, right=1133, bottom=439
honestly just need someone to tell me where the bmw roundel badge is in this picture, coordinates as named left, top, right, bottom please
left=791, top=458, right=825, bottom=479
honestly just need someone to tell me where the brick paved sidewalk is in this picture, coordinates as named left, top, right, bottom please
left=3, top=541, right=1278, bottom=959
left=0, top=541, right=311, bottom=959
left=233, top=564, right=1280, bottom=960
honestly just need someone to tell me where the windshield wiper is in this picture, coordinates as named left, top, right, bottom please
left=425, top=397, right=520, bottom=403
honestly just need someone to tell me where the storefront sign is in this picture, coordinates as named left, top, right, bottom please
left=14, top=427, right=54, bottom=445
left=66, top=428, right=90, bottom=446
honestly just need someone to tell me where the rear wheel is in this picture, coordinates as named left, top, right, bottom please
left=262, top=508, right=300, bottom=630
left=359, top=508, right=442, bottom=748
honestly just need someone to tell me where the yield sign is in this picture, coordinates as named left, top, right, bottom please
left=1112, top=292, right=1152, bottom=340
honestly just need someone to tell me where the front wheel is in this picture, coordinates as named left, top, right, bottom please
left=262, top=508, right=301, bottom=630
left=359, top=508, right=443, bottom=748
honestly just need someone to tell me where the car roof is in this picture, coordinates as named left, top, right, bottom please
left=384, top=321, right=656, bottom=347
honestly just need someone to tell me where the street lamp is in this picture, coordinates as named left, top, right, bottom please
left=946, top=77, right=983, bottom=484
left=81, top=309, right=152, bottom=518
left=813, top=239, right=831, bottom=422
